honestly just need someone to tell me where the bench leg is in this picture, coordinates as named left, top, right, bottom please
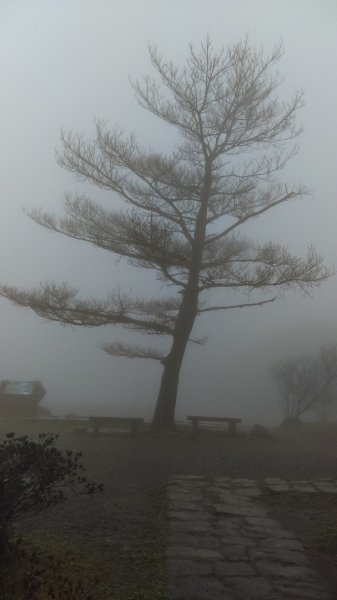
left=228, top=422, right=236, bottom=436
left=131, top=422, right=139, bottom=435
left=190, top=419, right=199, bottom=438
left=72, top=427, right=87, bottom=435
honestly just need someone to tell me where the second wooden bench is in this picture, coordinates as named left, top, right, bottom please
left=187, top=415, right=242, bottom=436
left=88, top=416, right=144, bottom=435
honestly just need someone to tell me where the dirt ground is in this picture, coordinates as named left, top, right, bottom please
left=2, top=419, right=337, bottom=598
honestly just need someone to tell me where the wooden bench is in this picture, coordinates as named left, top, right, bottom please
left=187, top=416, right=242, bottom=436
left=88, top=416, right=144, bottom=436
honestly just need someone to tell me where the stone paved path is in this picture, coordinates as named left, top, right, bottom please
left=165, top=476, right=334, bottom=599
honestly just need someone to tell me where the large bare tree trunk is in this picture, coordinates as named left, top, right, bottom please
left=151, top=344, right=185, bottom=432
left=151, top=273, right=201, bottom=432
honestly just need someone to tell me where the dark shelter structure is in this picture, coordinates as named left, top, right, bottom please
left=0, top=380, right=46, bottom=417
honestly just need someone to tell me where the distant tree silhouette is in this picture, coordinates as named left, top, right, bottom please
left=0, top=39, right=330, bottom=431
left=270, top=344, right=337, bottom=423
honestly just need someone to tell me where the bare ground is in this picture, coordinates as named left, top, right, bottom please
left=3, top=420, right=337, bottom=598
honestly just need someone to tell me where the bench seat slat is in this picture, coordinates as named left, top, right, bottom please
left=187, top=416, right=241, bottom=423
left=89, top=416, right=143, bottom=422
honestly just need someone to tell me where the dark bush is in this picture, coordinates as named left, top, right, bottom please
left=0, top=432, right=102, bottom=555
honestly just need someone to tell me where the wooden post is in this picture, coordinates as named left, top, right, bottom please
left=228, top=420, right=236, bottom=436
left=131, top=420, right=138, bottom=435
left=191, top=417, right=199, bottom=438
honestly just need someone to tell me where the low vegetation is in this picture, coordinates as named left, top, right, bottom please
left=2, top=420, right=337, bottom=597
left=0, top=432, right=108, bottom=598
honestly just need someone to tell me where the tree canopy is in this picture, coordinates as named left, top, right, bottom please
left=0, top=39, right=331, bottom=430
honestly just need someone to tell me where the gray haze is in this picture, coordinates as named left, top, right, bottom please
left=0, top=0, right=337, bottom=424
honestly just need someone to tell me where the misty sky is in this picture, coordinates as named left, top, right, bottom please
left=0, top=0, right=337, bottom=424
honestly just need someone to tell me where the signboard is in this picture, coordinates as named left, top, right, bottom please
left=3, top=381, right=35, bottom=395
left=0, top=380, right=46, bottom=416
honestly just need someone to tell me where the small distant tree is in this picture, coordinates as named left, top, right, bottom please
left=0, top=39, right=331, bottom=431
left=314, top=344, right=337, bottom=421
left=270, top=344, right=337, bottom=423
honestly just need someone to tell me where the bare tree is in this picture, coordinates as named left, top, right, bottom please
left=0, top=39, right=331, bottom=431
left=314, top=344, right=337, bottom=421
left=270, top=344, right=337, bottom=423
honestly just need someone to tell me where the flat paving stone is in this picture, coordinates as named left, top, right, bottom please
left=259, top=538, right=304, bottom=552
left=169, top=533, right=220, bottom=549
left=265, top=485, right=291, bottom=493
left=214, top=502, right=265, bottom=517
left=216, top=491, right=257, bottom=504
left=243, top=526, right=298, bottom=539
left=169, top=502, right=203, bottom=511
left=220, top=544, right=250, bottom=560
left=169, top=520, right=211, bottom=533
left=168, top=510, right=211, bottom=521
left=213, top=560, right=256, bottom=577
left=166, top=558, right=213, bottom=577
left=226, top=576, right=272, bottom=598
left=313, top=480, right=337, bottom=493
left=244, top=516, right=283, bottom=529
left=232, top=478, right=257, bottom=486
left=167, top=492, right=203, bottom=502
left=235, top=487, right=262, bottom=497
left=170, top=475, right=207, bottom=481
left=220, top=535, right=256, bottom=548
left=290, top=481, right=317, bottom=493
left=166, top=546, right=222, bottom=560
left=206, top=486, right=233, bottom=496
left=214, top=477, right=233, bottom=483
left=249, top=548, right=308, bottom=565
left=256, top=560, right=314, bottom=579
left=167, top=576, right=231, bottom=600
left=264, top=477, right=290, bottom=492
left=215, top=517, right=243, bottom=532
left=276, top=584, right=331, bottom=599
left=165, top=475, right=332, bottom=599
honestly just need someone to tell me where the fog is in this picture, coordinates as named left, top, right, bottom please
left=1, top=0, right=337, bottom=425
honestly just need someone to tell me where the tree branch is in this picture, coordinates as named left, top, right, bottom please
left=198, top=296, right=276, bottom=313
